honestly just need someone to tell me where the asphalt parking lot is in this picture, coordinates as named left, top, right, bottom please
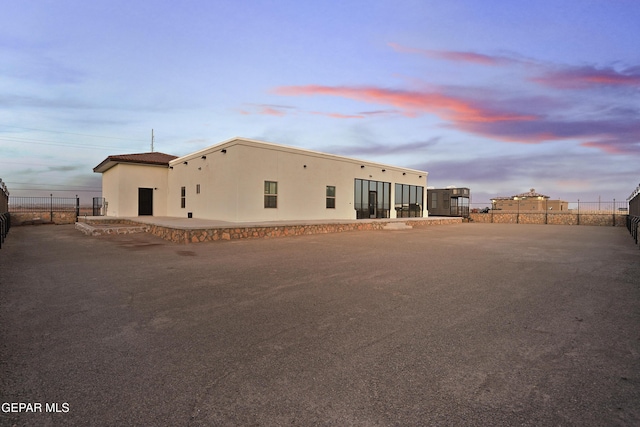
left=1, top=223, right=639, bottom=426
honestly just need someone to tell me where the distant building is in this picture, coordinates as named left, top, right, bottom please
left=93, top=137, right=428, bottom=221
left=427, top=187, right=470, bottom=217
left=491, top=188, right=568, bottom=211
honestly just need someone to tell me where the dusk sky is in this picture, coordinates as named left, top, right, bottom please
left=1, top=1, right=639, bottom=205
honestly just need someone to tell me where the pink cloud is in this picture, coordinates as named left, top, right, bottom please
left=274, top=85, right=536, bottom=124
left=580, top=140, right=640, bottom=155
left=311, top=111, right=364, bottom=119
left=274, top=83, right=640, bottom=155
left=259, top=107, right=287, bottom=116
left=532, top=66, right=640, bottom=89
left=388, top=42, right=511, bottom=66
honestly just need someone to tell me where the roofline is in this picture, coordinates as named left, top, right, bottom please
left=170, top=137, right=428, bottom=175
left=93, top=156, right=175, bottom=173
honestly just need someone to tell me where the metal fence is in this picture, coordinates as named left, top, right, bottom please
left=470, top=200, right=628, bottom=214
left=8, top=195, right=79, bottom=224
left=93, top=197, right=106, bottom=216
left=9, top=196, right=78, bottom=212
left=0, top=178, right=9, bottom=249
left=628, top=184, right=640, bottom=247
left=468, top=200, right=629, bottom=227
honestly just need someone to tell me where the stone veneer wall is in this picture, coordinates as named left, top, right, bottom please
left=470, top=212, right=627, bottom=226
left=11, top=211, right=77, bottom=225
left=81, top=217, right=461, bottom=244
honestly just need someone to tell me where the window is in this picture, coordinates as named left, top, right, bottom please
left=431, top=192, right=438, bottom=209
left=396, top=184, right=424, bottom=217
left=264, top=181, right=277, bottom=208
left=180, top=186, right=186, bottom=208
left=326, top=186, right=336, bottom=208
left=354, top=179, right=390, bottom=219
left=196, top=184, right=200, bottom=194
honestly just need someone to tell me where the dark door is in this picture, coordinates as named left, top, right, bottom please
left=138, top=188, right=153, bottom=216
left=368, top=191, right=377, bottom=218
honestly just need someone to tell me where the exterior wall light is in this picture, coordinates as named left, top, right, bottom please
left=221, top=149, right=227, bottom=153
left=382, top=169, right=386, bottom=172
left=403, top=172, right=406, bottom=175
left=201, top=155, right=206, bottom=159
left=183, top=161, right=188, bottom=165
left=303, top=165, right=307, bottom=168
left=361, top=165, right=365, bottom=168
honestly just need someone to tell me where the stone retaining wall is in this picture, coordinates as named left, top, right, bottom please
left=81, top=217, right=462, bottom=244
left=75, top=222, right=148, bottom=236
left=11, top=211, right=77, bottom=225
left=470, top=212, right=627, bottom=226
left=147, top=218, right=462, bottom=244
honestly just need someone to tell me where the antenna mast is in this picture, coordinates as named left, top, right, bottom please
left=151, top=129, right=155, bottom=152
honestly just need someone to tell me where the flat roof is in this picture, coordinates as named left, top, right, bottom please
left=170, top=137, right=428, bottom=175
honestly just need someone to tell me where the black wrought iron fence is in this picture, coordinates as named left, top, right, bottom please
left=628, top=184, right=640, bottom=247
left=9, top=196, right=78, bottom=212
left=1, top=178, right=10, bottom=248
left=8, top=195, right=79, bottom=224
left=470, top=200, right=627, bottom=214
left=93, top=197, right=105, bottom=216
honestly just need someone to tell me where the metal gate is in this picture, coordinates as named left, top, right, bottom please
left=93, top=197, right=105, bottom=216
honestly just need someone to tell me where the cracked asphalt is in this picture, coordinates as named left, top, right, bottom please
left=1, top=223, right=639, bottom=426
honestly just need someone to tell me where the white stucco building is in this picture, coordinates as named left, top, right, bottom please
left=94, top=137, right=428, bottom=222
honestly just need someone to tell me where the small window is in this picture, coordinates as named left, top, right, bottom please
left=431, top=192, right=437, bottom=209
left=196, top=184, right=200, bottom=194
left=326, top=186, right=336, bottom=209
left=180, top=186, right=186, bottom=208
left=264, top=181, right=277, bottom=208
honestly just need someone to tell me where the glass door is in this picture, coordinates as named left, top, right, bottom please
left=368, top=191, right=377, bottom=218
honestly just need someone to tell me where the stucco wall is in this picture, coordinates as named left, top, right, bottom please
left=167, top=140, right=428, bottom=222
left=102, top=163, right=169, bottom=217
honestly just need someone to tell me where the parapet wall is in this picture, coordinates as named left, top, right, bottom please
left=470, top=212, right=627, bottom=226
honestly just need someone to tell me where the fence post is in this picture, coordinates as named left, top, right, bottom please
left=613, top=199, right=616, bottom=226
left=545, top=198, right=548, bottom=224
left=76, top=195, right=79, bottom=222
left=577, top=199, right=580, bottom=225
left=491, top=200, right=494, bottom=223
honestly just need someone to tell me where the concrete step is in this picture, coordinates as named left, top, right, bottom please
left=383, top=222, right=413, bottom=230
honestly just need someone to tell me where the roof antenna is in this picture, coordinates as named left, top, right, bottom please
left=151, top=129, right=155, bottom=152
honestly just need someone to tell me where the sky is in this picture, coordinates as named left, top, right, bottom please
left=1, top=0, right=639, bottom=206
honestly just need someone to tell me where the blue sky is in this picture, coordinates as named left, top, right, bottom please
left=1, top=0, right=639, bottom=206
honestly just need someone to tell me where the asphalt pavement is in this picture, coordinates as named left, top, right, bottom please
left=1, top=223, right=639, bottom=426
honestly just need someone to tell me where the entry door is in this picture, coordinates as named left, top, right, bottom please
left=138, top=188, right=153, bottom=216
left=368, top=191, right=377, bottom=218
